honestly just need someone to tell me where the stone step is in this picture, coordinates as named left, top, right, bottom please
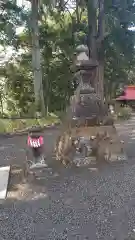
left=0, top=166, right=10, bottom=201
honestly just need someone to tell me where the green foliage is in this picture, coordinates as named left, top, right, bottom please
left=0, top=57, right=34, bottom=116
left=104, top=0, right=135, bottom=99
left=0, top=0, right=27, bottom=46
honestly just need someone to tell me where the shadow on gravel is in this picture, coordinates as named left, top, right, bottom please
left=0, top=172, right=135, bottom=240
left=0, top=153, right=134, bottom=240
left=7, top=157, right=128, bottom=202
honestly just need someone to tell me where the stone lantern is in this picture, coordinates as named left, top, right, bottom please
left=70, top=45, right=105, bottom=127
left=75, top=44, right=98, bottom=89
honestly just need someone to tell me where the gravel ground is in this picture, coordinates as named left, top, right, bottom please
left=0, top=119, right=135, bottom=239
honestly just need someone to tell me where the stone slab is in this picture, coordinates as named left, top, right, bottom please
left=0, top=166, right=10, bottom=200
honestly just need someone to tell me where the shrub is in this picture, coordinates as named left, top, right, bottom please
left=117, top=106, right=132, bottom=120
left=0, top=114, right=60, bottom=133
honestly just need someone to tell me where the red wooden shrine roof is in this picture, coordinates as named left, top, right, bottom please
left=116, top=85, right=135, bottom=100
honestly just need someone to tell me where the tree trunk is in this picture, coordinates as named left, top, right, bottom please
left=0, top=95, right=3, bottom=115
left=45, top=76, right=49, bottom=116
left=98, top=60, right=104, bottom=102
left=87, top=0, right=98, bottom=59
left=87, top=0, right=105, bottom=104
left=97, top=0, right=105, bottom=103
left=31, top=0, right=45, bottom=116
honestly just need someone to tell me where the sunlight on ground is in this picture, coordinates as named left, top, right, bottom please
left=116, top=119, right=135, bottom=143
left=88, top=168, right=98, bottom=172
left=8, top=182, right=48, bottom=201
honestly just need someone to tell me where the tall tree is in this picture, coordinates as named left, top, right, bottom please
left=30, top=0, right=45, bottom=116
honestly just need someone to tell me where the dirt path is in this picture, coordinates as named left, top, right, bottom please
left=0, top=121, right=135, bottom=239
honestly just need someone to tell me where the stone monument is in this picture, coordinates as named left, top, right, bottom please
left=55, top=45, right=125, bottom=167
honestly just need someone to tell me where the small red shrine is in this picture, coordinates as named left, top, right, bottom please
left=116, top=85, right=135, bottom=101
